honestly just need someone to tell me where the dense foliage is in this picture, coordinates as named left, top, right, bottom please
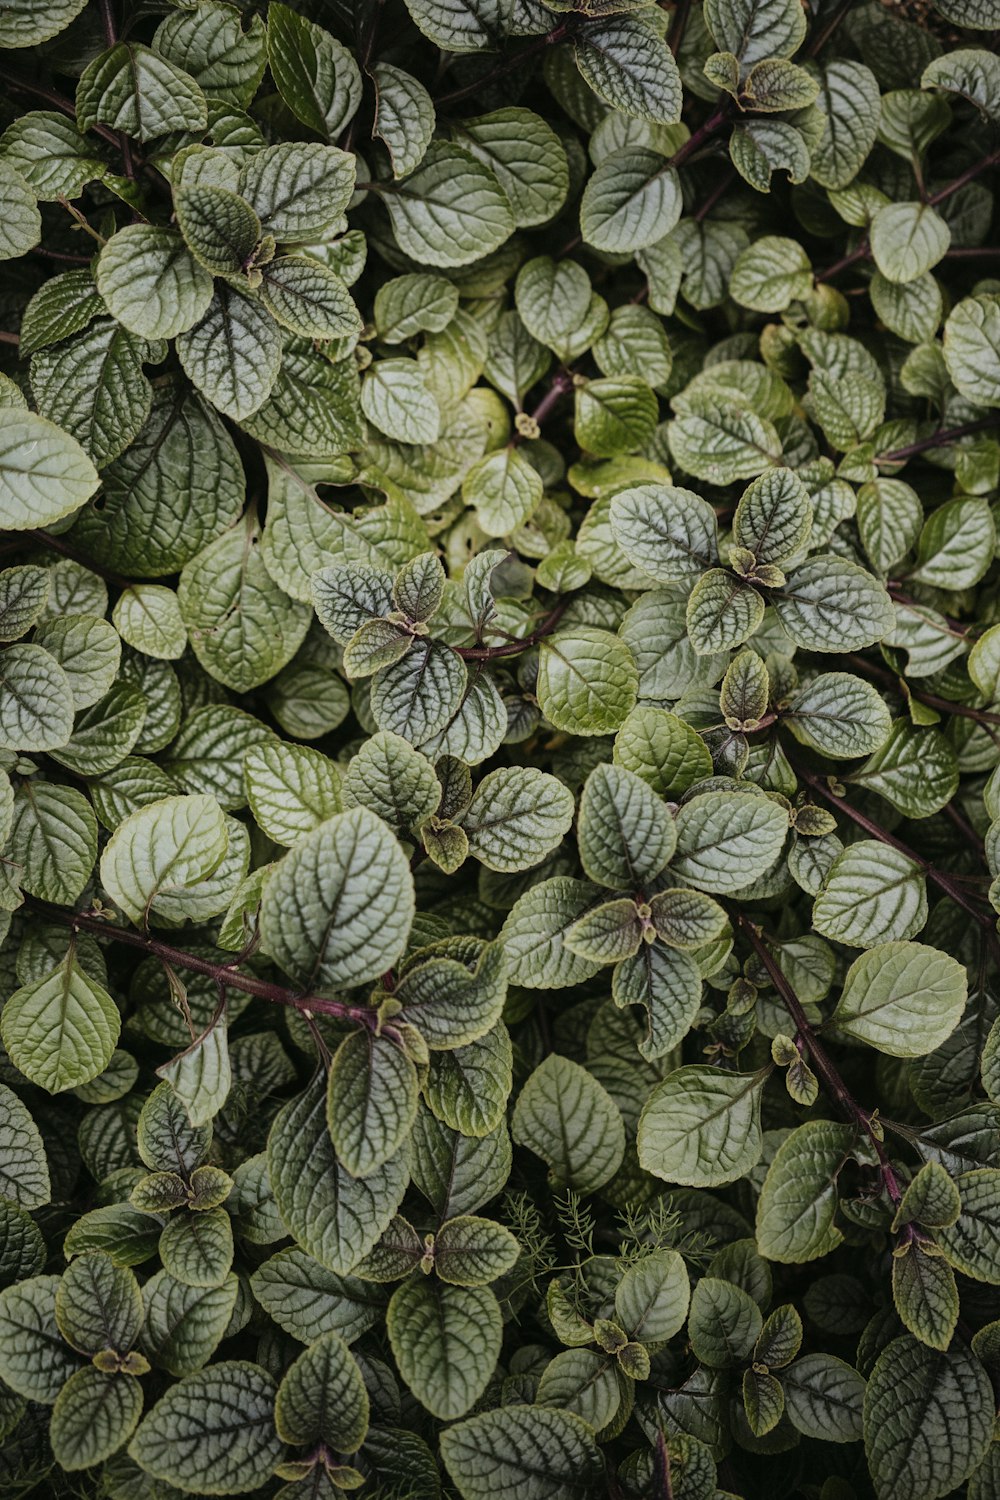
left=1, top=0, right=1000, bottom=1495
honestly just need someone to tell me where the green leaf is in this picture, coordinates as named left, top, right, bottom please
left=573, top=16, right=682, bottom=123
left=462, top=447, right=543, bottom=537
left=893, top=1244, right=959, bottom=1351
left=577, top=762, right=676, bottom=890
left=383, top=144, right=514, bottom=269
left=687, top=1277, right=762, bottom=1367
left=259, top=256, right=360, bottom=340
left=614, top=705, right=713, bottom=796
left=71, top=384, right=245, bottom=578
left=391, top=938, right=506, bottom=1052
left=461, top=766, right=574, bottom=872
left=267, top=1073, right=408, bottom=1274
left=671, top=791, right=788, bottom=894
left=373, top=64, right=435, bottom=179
left=512, top=1054, right=625, bottom=1193
left=178, top=518, right=309, bottom=693
left=400, top=0, right=505, bottom=51
left=612, top=942, right=704, bottom=1060
left=732, top=468, right=813, bottom=566
left=813, top=842, right=927, bottom=948
left=129, top=1361, right=283, bottom=1495
left=943, top=294, right=1000, bottom=408
left=50, top=1366, right=143, bottom=1471
left=852, top=720, right=959, bottom=819
left=894, top=1161, right=962, bottom=1232
left=176, top=283, right=282, bottom=422
left=153, top=2, right=267, bottom=108
left=76, top=43, right=208, bottom=142
left=0, top=161, right=41, bottom=260
left=807, top=61, right=881, bottom=190
left=8, top=780, right=98, bottom=904
left=565, top=896, right=643, bottom=963
left=370, top=640, right=468, bottom=743
left=833, top=942, right=967, bottom=1057
left=614, top=1248, right=690, bottom=1344
left=342, top=729, right=439, bottom=837
left=580, top=149, right=681, bottom=253
left=274, top=1330, right=368, bottom=1451
left=327, top=1032, right=418, bottom=1179
left=937, top=1169, right=1000, bottom=1283
left=501, top=878, right=605, bottom=989
left=0, top=411, right=99, bottom=531
left=686, top=570, right=765, bottom=655
left=0, top=1081, right=50, bottom=1209
left=0, top=1275, right=81, bottom=1402
left=923, top=47, right=1000, bottom=121
left=137, top=1080, right=211, bottom=1175
left=516, top=256, right=608, bottom=363
left=783, top=1354, right=866, bottom=1443
left=112, top=586, right=187, bottom=662
left=387, top=1278, right=501, bottom=1420
left=756, top=1120, right=855, bottom=1263
left=704, top=0, right=805, bottom=65
left=0, top=566, right=48, bottom=642
left=434, top=1214, right=520, bottom=1286
left=454, top=108, right=568, bottom=230
left=535, top=1349, right=620, bottom=1431
left=536, top=627, right=638, bottom=737
left=441, top=1404, right=603, bottom=1500
left=731, top=237, right=812, bottom=312
left=783, top=673, right=891, bottom=758
left=239, top=143, right=355, bottom=241
left=266, top=1, right=361, bottom=140
left=100, top=794, right=229, bottom=927
left=244, top=740, right=341, bottom=847
left=669, top=395, right=781, bottom=485
left=575, top=376, right=657, bottom=458
left=260, top=807, right=413, bottom=989
left=174, top=184, right=262, bottom=276
left=864, top=1336, right=993, bottom=1500
left=0, top=107, right=105, bottom=198
left=773, top=556, right=895, bottom=652
left=638, top=1067, right=765, bottom=1187
left=362, top=358, right=441, bottom=445
left=55, top=1250, right=142, bottom=1356
left=0, top=643, right=73, bottom=752
left=95, top=226, right=213, bottom=341
left=250, top=1248, right=386, bottom=1346
left=912, top=496, right=996, bottom=590
left=159, top=1209, right=233, bottom=1290
left=870, top=202, right=951, bottom=284
left=930, top=0, right=1000, bottom=28
left=2, top=955, right=120, bottom=1093
left=157, top=1019, right=231, bottom=1128
left=424, top=1025, right=512, bottom=1136
left=0, top=0, right=87, bottom=46
left=610, top=484, right=719, bottom=583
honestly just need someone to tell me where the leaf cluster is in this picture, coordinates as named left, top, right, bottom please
left=1, top=0, right=1000, bottom=1496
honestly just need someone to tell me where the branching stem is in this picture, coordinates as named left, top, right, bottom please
left=41, top=904, right=382, bottom=1030
left=877, top=418, right=1000, bottom=464
left=797, top=767, right=1000, bottom=957
left=737, top=914, right=902, bottom=1203
left=454, top=597, right=569, bottom=659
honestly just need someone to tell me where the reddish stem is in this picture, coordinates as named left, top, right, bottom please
left=454, top=597, right=570, bottom=660
left=738, top=915, right=902, bottom=1204
left=44, top=905, right=383, bottom=1030
left=797, top=767, right=998, bottom=946
left=878, top=418, right=1000, bottom=464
